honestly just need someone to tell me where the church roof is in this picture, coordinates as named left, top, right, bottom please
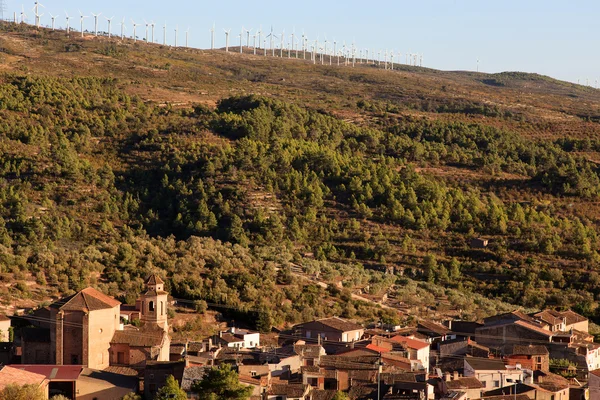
left=143, top=290, right=169, bottom=296
left=146, top=275, right=165, bottom=285
left=111, top=329, right=165, bottom=347
left=50, top=287, right=121, bottom=312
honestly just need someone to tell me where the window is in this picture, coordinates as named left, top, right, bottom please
left=493, top=380, right=500, bottom=388
left=251, top=371, right=257, bottom=377
left=149, top=301, right=155, bottom=312
left=161, top=301, right=164, bottom=316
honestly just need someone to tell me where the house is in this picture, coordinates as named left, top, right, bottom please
left=12, top=365, right=82, bottom=399
left=442, top=376, right=484, bottom=400
left=390, top=335, right=430, bottom=373
left=181, top=366, right=209, bottom=399
left=293, top=317, right=364, bottom=343
left=144, top=360, right=186, bottom=399
left=0, top=365, right=49, bottom=397
left=483, top=382, right=569, bottom=400
left=216, top=327, right=260, bottom=349
left=417, top=320, right=453, bottom=343
left=238, top=365, right=271, bottom=396
left=0, top=315, right=10, bottom=342
left=258, top=346, right=302, bottom=377
left=76, top=367, right=139, bottom=400
left=20, top=274, right=170, bottom=370
left=463, top=358, right=524, bottom=390
left=475, top=320, right=553, bottom=350
left=267, top=383, right=310, bottom=400
left=439, top=338, right=490, bottom=359
left=506, top=345, right=549, bottom=372
left=531, top=310, right=589, bottom=333
left=589, top=369, right=600, bottom=400
left=294, top=342, right=326, bottom=366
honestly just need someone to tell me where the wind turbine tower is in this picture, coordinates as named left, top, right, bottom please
left=163, top=22, right=167, bottom=45
left=224, top=29, right=231, bottom=52
left=120, top=18, right=126, bottom=40
left=49, top=13, right=57, bottom=30
left=174, top=25, right=178, bottom=47
left=79, top=11, right=89, bottom=38
left=33, top=1, right=44, bottom=29
left=210, top=24, right=215, bottom=49
left=131, top=19, right=140, bottom=42
left=151, top=21, right=156, bottom=43
left=106, top=16, right=114, bottom=38
left=65, top=12, right=71, bottom=34
left=91, top=12, right=101, bottom=37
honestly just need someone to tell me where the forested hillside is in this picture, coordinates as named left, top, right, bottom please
left=2, top=22, right=600, bottom=330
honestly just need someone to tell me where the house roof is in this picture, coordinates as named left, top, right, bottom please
left=590, top=369, right=600, bottom=378
left=418, top=320, right=450, bottom=336
left=478, top=396, right=530, bottom=400
left=366, top=344, right=389, bottom=353
left=483, top=311, right=538, bottom=326
left=219, top=333, right=244, bottom=343
left=268, top=383, right=307, bottom=397
left=513, top=320, right=553, bottom=337
left=13, top=365, right=82, bottom=381
left=297, top=317, right=364, bottom=333
left=294, top=343, right=324, bottom=357
left=445, top=377, right=484, bottom=389
left=181, top=366, right=209, bottom=391
left=146, top=275, right=165, bottom=285
left=558, top=310, right=587, bottom=325
left=0, top=365, right=47, bottom=390
left=50, top=287, right=121, bottom=312
left=511, top=345, right=549, bottom=356
left=532, top=310, right=564, bottom=326
left=390, top=335, right=429, bottom=350
left=310, top=389, right=338, bottom=400
left=464, top=357, right=507, bottom=371
left=111, top=329, right=165, bottom=347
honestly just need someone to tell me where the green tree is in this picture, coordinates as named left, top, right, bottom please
left=121, top=393, right=142, bottom=400
left=192, top=364, right=252, bottom=400
left=154, top=375, right=186, bottom=400
left=0, top=384, right=46, bottom=400
left=332, top=391, right=350, bottom=400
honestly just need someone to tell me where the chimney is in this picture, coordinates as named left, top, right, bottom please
left=231, top=326, right=236, bottom=334
left=453, top=371, right=459, bottom=380
left=350, top=341, right=355, bottom=349
left=444, top=372, right=451, bottom=382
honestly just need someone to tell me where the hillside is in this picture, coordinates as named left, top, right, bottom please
left=2, top=22, right=600, bottom=330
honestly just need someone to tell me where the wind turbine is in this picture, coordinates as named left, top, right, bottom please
left=64, top=11, right=71, bottom=34
left=238, top=28, right=243, bottom=53
left=20, top=6, right=27, bottom=24
left=244, top=27, right=252, bottom=48
left=210, top=23, right=215, bottom=50
left=280, top=30, right=285, bottom=57
left=257, top=26, right=262, bottom=50
left=253, top=33, right=257, bottom=54
left=185, top=27, right=190, bottom=48
left=79, top=10, right=89, bottom=38
left=151, top=21, right=155, bottom=43
left=266, top=26, right=277, bottom=57
left=33, top=1, right=44, bottom=28
left=131, top=19, right=140, bottom=42
left=163, top=22, right=167, bottom=45
left=174, top=25, right=178, bottom=47
left=143, top=19, right=149, bottom=42
left=120, top=18, right=126, bottom=40
left=49, top=12, right=57, bottom=30
left=91, top=12, right=101, bottom=37
left=106, top=16, right=114, bottom=38
left=224, top=29, right=231, bottom=52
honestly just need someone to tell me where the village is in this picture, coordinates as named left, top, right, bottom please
left=0, top=276, right=597, bottom=399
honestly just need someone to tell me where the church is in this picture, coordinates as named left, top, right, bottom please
left=22, top=275, right=170, bottom=370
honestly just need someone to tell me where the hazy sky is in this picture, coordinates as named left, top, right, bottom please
left=4, top=0, right=597, bottom=84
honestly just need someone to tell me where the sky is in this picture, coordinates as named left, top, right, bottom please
left=3, top=0, right=598, bottom=84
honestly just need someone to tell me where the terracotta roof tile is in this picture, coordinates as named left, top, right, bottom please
left=390, top=335, right=429, bottom=350
left=445, top=377, right=484, bottom=389
left=51, top=287, right=120, bottom=311
left=0, top=365, right=47, bottom=390
left=146, top=275, right=165, bottom=285
left=297, top=317, right=363, bottom=332
left=111, top=329, right=164, bottom=347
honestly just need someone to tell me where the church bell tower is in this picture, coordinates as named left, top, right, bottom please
left=140, top=274, right=168, bottom=332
